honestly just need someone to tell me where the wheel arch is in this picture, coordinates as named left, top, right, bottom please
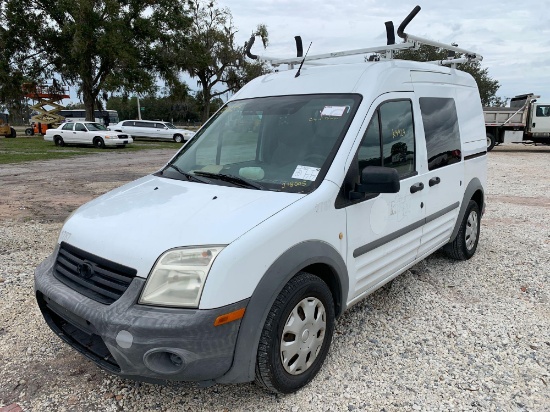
left=216, top=240, right=348, bottom=384
left=449, top=178, right=484, bottom=243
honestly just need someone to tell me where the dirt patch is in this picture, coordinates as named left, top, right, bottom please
left=0, top=149, right=176, bottom=222
left=490, top=195, right=550, bottom=208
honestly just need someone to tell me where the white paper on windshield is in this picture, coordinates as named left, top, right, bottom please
left=321, top=106, right=347, bottom=117
left=292, top=165, right=320, bottom=181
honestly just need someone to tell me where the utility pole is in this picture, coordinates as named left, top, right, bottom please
left=137, top=96, right=142, bottom=120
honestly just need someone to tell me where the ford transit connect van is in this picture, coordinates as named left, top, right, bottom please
left=34, top=8, right=487, bottom=394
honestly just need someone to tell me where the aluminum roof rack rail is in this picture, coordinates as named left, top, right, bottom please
left=245, top=5, right=482, bottom=69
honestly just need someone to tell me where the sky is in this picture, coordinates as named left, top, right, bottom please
left=216, top=0, right=550, bottom=103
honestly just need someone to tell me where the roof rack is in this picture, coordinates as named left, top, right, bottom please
left=245, top=6, right=482, bottom=70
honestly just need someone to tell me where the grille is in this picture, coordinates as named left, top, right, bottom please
left=54, top=242, right=137, bottom=305
left=37, top=292, right=120, bottom=372
left=117, top=134, right=128, bottom=139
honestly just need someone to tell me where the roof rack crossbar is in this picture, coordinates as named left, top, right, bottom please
left=245, top=6, right=483, bottom=69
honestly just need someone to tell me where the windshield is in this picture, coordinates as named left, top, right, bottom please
left=163, top=94, right=361, bottom=193
left=86, top=123, right=108, bottom=131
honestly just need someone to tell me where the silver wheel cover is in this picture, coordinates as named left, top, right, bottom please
left=280, top=297, right=326, bottom=375
left=465, top=210, right=479, bottom=250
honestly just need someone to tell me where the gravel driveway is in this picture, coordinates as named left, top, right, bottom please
left=1, top=145, right=549, bottom=411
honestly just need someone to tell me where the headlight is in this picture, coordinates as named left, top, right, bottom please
left=139, top=246, right=224, bottom=308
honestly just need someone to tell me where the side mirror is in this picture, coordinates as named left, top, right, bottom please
left=356, top=166, right=400, bottom=194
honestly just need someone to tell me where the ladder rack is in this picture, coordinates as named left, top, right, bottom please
left=245, top=6, right=482, bottom=70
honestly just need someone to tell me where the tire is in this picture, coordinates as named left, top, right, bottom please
left=173, top=134, right=184, bottom=143
left=486, top=133, right=496, bottom=152
left=9, top=127, right=16, bottom=138
left=445, top=200, right=481, bottom=260
left=255, top=272, right=335, bottom=394
left=54, top=136, right=65, bottom=147
left=93, top=137, right=105, bottom=149
left=25, top=128, right=34, bottom=136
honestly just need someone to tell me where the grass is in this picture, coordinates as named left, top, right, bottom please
left=0, top=135, right=183, bottom=164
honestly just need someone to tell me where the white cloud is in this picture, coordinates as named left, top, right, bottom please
left=220, top=0, right=550, bottom=103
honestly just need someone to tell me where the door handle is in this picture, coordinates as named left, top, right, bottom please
left=429, top=177, right=441, bottom=187
left=410, top=182, right=424, bottom=194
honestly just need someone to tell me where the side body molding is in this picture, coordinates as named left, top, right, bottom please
left=216, top=240, right=349, bottom=384
left=449, top=177, right=484, bottom=242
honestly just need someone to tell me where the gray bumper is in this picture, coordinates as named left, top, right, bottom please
left=34, top=251, right=249, bottom=383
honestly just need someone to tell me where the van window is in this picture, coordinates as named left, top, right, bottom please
left=419, top=97, right=461, bottom=170
left=357, top=100, right=415, bottom=177
left=167, top=94, right=362, bottom=193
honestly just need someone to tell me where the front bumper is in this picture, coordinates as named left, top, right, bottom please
left=34, top=251, right=248, bottom=383
left=104, top=137, right=133, bottom=146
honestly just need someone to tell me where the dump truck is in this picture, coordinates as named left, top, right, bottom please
left=0, top=113, right=16, bottom=138
left=484, top=93, right=550, bottom=151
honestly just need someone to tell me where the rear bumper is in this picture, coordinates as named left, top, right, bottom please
left=34, top=251, right=247, bottom=383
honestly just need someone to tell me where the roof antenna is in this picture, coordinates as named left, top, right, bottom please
left=295, top=42, right=312, bottom=78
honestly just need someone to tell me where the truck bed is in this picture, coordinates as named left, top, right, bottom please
left=483, top=107, right=527, bottom=126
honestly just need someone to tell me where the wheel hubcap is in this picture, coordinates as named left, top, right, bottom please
left=280, top=297, right=326, bottom=375
left=487, top=137, right=491, bottom=148
left=465, top=210, right=479, bottom=250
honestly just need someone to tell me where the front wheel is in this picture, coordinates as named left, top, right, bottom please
left=445, top=200, right=481, bottom=260
left=173, top=134, right=184, bottom=143
left=93, top=137, right=105, bottom=148
left=255, top=272, right=335, bottom=394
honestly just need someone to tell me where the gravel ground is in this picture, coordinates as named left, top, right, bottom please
left=0, top=145, right=549, bottom=411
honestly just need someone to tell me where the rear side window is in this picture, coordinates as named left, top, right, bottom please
left=122, top=121, right=133, bottom=126
left=419, top=97, right=461, bottom=170
left=135, top=122, right=153, bottom=128
left=62, top=123, right=74, bottom=130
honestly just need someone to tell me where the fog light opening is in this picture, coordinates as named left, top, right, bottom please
left=143, top=349, right=187, bottom=375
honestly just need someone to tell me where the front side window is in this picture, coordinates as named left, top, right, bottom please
left=357, top=100, right=415, bottom=178
left=165, top=94, right=362, bottom=193
left=535, top=105, right=550, bottom=117
left=419, top=97, right=461, bottom=170
left=74, top=123, right=87, bottom=132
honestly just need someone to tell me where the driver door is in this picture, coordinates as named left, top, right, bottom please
left=345, top=94, right=426, bottom=304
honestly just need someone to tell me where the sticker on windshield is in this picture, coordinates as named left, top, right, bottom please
left=321, top=106, right=347, bottom=117
left=292, top=165, right=320, bottom=181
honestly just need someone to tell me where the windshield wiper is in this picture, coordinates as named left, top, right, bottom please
left=194, top=171, right=266, bottom=190
left=165, top=164, right=211, bottom=184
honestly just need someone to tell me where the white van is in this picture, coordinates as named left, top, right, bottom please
left=34, top=8, right=487, bottom=394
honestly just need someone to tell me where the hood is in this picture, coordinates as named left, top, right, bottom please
left=61, top=175, right=303, bottom=277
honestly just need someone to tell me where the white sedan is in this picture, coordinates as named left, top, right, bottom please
left=108, top=120, right=195, bottom=143
left=45, top=122, right=133, bottom=148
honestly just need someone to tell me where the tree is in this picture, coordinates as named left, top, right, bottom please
left=179, top=0, right=269, bottom=121
left=393, top=45, right=501, bottom=106
left=2, top=0, right=191, bottom=121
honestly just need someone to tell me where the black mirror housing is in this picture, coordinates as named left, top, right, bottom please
left=357, top=166, right=400, bottom=193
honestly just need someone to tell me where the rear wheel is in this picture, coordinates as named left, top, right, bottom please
left=255, top=272, right=335, bottom=394
left=173, top=134, right=184, bottom=143
left=25, top=128, right=34, bottom=136
left=445, top=200, right=481, bottom=260
left=486, top=133, right=496, bottom=151
left=54, top=136, right=65, bottom=147
left=93, top=137, right=105, bottom=148
left=9, top=127, right=16, bottom=138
